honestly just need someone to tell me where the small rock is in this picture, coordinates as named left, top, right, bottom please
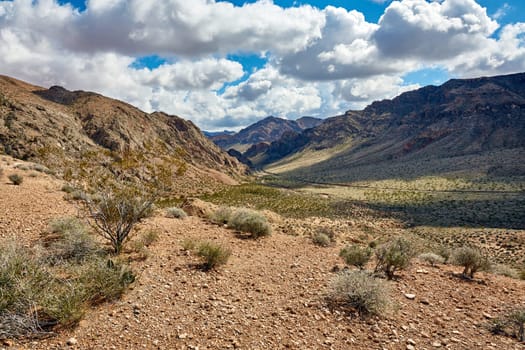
left=66, top=337, right=78, bottom=346
left=406, top=345, right=415, bottom=350
left=2, top=339, right=13, bottom=347
left=407, top=339, right=416, bottom=345
left=178, top=333, right=188, bottom=339
left=405, top=293, right=416, bottom=300
left=432, top=341, right=442, bottom=348
left=483, top=312, right=494, bottom=319
left=420, top=299, right=430, bottom=305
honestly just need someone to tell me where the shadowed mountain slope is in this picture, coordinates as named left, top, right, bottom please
left=256, top=72, right=525, bottom=181
left=0, top=75, right=246, bottom=191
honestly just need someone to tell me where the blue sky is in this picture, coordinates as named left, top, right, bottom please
left=1, top=0, right=524, bottom=130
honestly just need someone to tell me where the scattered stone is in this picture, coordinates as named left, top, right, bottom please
left=432, top=341, right=442, bottom=348
left=66, top=338, right=77, bottom=346
left=482, top=312, right=494, bottom=319
left=407, top=345, right=415, bottom=350
left=405, top=293, right=416, bottom=300
left=407, top=339, right=416, bottom=345
left=178, top=333, right=188, bottom=339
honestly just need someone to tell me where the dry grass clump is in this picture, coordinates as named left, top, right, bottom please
left=339, top=245, right=372, bottom=269
left=418, top=252, right=445, bottom=267
left=374, top=236, right=417, bottom=279
left=8, top=173, right=23, bottom=185
left=327, top=270, right=390, bottom=317
left=490, top=308, right=525, bottom=342
left=491, top=264, right=519, bottom=279
left=165, top=207, right=187, bottom=219
left=228, top=208, right=271, bottom=238
left=312, top=227, right=336, bottom=247
left=181, top=239, right=231, bottom=271
left=451, top=246, right=491, bottom=279
left=43, top=217, right=99, bottom=264
left=209, top=206, right=234, bottom=225
left=196, top=241, right=231, bottom=271
left=0, top=228, right=135, bottom=339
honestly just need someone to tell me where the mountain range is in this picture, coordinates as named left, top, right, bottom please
left=225, top=72, right=525, bottom=182
left=0, top=75, right=246, bottom=192
left=209, top=115, right=323, bottom=152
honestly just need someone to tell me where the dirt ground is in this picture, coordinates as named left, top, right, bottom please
left=0, top=156, right=524, bottom=350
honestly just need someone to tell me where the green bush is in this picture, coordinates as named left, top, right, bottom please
left=61, top=184, right=75, bottom=193
left=228, top=208, right=271, bottom=238
left=374, top=237, right=416, bottom=279
left=327, top=270, right=390, bottom=317
left=451, top=247, right=490, bottom=279
left=196, top=241, right=231, bottom=271
left=8, top=173, right=23, bottom=185
left=165, top=207, right=187, bottom=219
left=418, top=252, right=445, bottom=267
left=340, top=245, right=372, bottom=269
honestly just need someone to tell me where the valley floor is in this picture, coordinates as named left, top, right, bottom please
left=0, top=158, right=524, bottom=350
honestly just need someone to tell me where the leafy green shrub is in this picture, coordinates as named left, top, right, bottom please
left=210, top=206, right=233, bottom=224
left=228, top=208, right=271, bottom=238
left=8, top=173, right=23, bottom=185
left=165, top=207, right=187, bottom=219
left=418, top=252, right=445, bottom=267
left=196, top=241, right=231, bottom=271
left=451, top=247, right=490, bottom=279
left=374, top=237, right=416, bottom=279
left=312, top=232, right=331, bottom=247
left=327, top=270, right=390, bottom=317
left=339, top=245, right=372, bottom=269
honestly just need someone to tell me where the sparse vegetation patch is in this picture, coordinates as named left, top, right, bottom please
left=327, top=270, right=390, bottom=317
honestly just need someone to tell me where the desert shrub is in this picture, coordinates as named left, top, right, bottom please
left=434, top=245, right=452, bottom=264
left=83, top=191, right=154, bottom=254
left=49, top=216, right=87, bottom=237
left=139, top=230, right=159, bottom=247
left=374, top=236, right=416, bottom=279
left=339, top=245, right=372, bottom=269
left=451, top=247, right=490, bottom=279
left=312, top=227, right=336, bottom=247
left=520, top=267, right=525, bottom=281
left=419, top=252, right=445, bottom=267
left=327, top=270, right=390, bottom=317
left=196, top=241, right=231, bottom=271
left=490, top=308, right=525, bottom=342
left=165, top=207, right=187, bottom=219
left=45, top=224, right=98, bottom=264
left=312, top=232, right=331, bottom=247
left=491, top=264, right=519, bottom=279
left=61, top=184, right=75, bottom=193
left=77, top=258, right=135, bottom=304
left=0, top=244, right=88, bottom=337
left=210, top=206, right=233, bottom=224
left=8, top=173, right=23, bottom=185
left=30, top=163, right=51, bottom=174
left=228, top=208, right=271, bottom=238
left=181, top=238, right=197, bottom=251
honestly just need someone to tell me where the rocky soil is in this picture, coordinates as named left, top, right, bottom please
left=1, top=157, right=524, bottom=350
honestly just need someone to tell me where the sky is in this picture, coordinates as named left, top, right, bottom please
left=0, top=0, right=524, bottom=131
